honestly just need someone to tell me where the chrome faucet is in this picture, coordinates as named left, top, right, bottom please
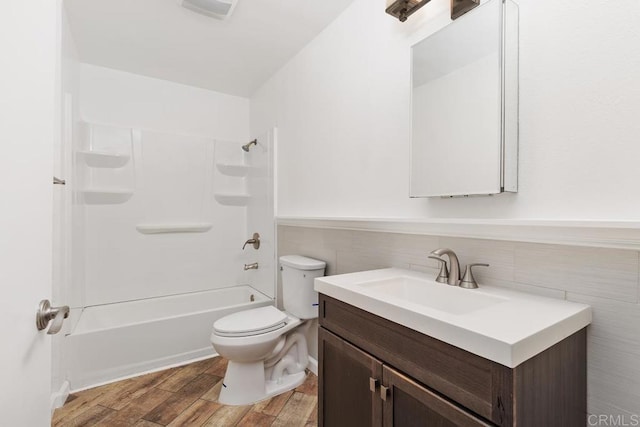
left=429, top=248, right=461, bottom=286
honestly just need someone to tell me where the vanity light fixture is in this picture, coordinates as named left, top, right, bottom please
left=385, top=0, right=431, bottom=22
left=386, top=0, right=480, bottom=22
left=452, top=0, right=481, bottom=20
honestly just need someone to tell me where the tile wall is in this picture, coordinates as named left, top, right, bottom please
left=277, top=225, right=640, bottom=417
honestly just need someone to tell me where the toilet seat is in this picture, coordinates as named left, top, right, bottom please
left=213, top=305, right=288, bottom=337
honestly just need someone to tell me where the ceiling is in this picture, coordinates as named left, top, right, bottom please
left=64, top=0, right=354, bottom=97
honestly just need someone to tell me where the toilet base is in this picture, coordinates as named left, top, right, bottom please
left=218, top=360, right=307, bottom=406
left=265, top=370, right=306, bottom=400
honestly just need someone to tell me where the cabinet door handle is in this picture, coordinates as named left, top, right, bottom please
left=369, top=377, right=379, bottom=392
left=380, top=385, right=390, bottom=401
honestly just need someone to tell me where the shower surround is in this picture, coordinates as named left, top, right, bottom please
left=57, top=64, right=276, bottom=393
left=64, top=124, right=276, bottom=390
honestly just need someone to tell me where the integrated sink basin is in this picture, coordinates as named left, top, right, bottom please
left=315, top=268, right=592, bottom=367
left=360, top=276, right=507, bottom=315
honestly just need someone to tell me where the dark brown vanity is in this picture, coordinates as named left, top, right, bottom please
left=318, top=294, right=587, bottom=427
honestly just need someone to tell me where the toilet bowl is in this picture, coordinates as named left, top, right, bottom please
left=210, top=255, right=326, bottom=405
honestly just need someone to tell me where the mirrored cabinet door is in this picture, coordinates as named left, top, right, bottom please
left=410, top=0, right=519, bottom=198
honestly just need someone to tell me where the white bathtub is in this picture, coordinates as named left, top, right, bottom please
left=65, top=285, right=271, bottom=391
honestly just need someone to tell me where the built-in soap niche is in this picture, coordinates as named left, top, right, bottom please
left=76, top=122, right=136, bottom=205
left=213, top=140, right=252, bottom=206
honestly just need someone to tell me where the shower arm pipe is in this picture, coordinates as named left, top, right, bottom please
left=241, top=139, right=257, bottom=152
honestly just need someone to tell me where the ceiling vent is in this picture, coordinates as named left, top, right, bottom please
left=178, top=0, right=239, bottom=20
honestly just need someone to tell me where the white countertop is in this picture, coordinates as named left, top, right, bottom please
left=315, top=268, right=592, bottom=368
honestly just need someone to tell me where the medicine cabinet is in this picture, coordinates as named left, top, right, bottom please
left=410, top=0, right=519, bottom=197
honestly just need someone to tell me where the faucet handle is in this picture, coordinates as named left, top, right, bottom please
left=428, top=256, right=449, bottom=284
left=460, top=263, right=489, bottom=289
left=242, top=233, right=261, bottom=250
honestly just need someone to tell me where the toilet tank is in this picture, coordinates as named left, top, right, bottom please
left=280, top=255, right=326, bottom=319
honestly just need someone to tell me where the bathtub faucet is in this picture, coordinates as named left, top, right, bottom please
left=242, top=233, right=261, bottom=250
left=244, top=262, right=259, bottom=270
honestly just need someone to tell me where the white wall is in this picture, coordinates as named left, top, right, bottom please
left=79, top=64, right=252, bottom=305
left=251, top=0, right=640, bottom=220
left=81, top=64, right=250, bottom=139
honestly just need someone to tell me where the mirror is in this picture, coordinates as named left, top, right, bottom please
left=410, top=0, right=519, bottom=198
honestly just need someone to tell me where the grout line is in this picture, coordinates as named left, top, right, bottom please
left=566, top=290, right=640, bottom=306
left=637, top=251, right=640, bottom=304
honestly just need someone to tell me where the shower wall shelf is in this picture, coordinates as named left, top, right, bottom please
left=136, top=223, right=213, bottom=234
left=78, top=150, right=131, bottom=168
left=214, top=193, right=250, bottom=206
left=216, top=163, right=250, bottom=177
left=81, top=189, right=134, bottom=205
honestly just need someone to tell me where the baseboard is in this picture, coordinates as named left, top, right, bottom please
left=50, top=380, right=70, bottom=414
left=308, top=356, right=318, bottom=375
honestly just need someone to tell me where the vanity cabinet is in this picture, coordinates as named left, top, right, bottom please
left=318, top=294, right=587, bottom=427
left=319, top=327, right=383, bottom=426
left=320, top=328, right=490, bottom=427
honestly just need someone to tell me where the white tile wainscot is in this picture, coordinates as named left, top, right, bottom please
left=276, top=217, right=640, bottom=417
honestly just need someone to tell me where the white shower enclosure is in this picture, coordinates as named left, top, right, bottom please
left=57, top=120, right=277, bottom=392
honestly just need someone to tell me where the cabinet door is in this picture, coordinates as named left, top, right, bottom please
left=319, top=327, right=383, bottom=427
left=382, top=366, right=492, bottom=427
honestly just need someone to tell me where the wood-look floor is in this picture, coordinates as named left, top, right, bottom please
left=52, top=357, right=318, bottom=427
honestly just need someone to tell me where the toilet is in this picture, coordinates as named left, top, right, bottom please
left=210, top=255, right=326, bottom=405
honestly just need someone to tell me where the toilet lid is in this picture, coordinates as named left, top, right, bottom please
left=213, top=305, right=288, bottom=337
